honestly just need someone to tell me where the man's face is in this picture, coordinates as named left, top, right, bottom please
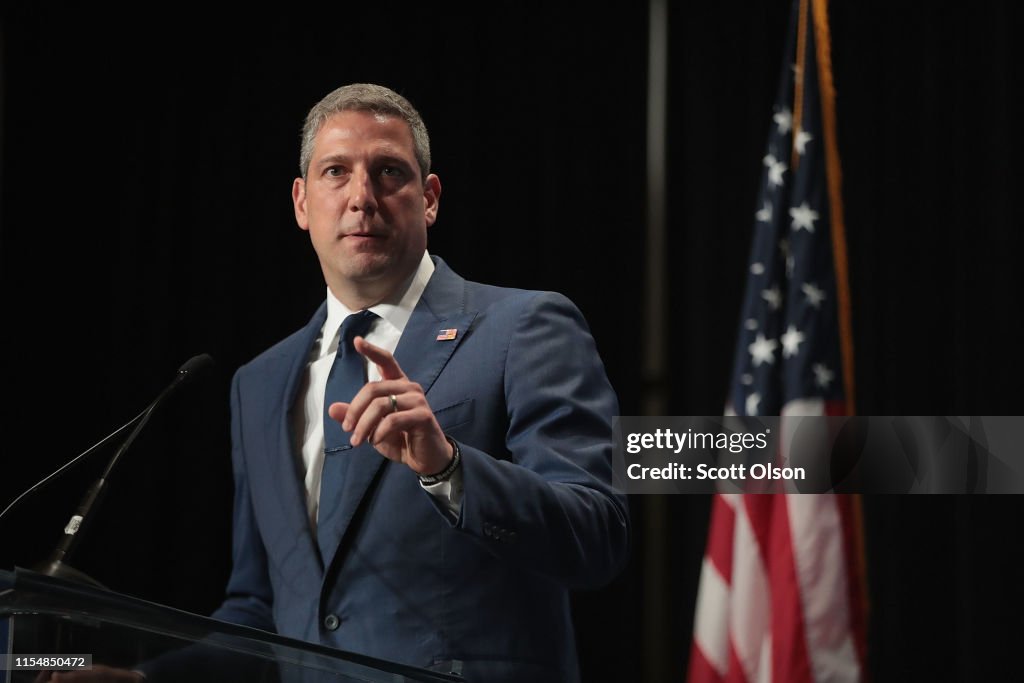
left=292, top=110, right=440, bottom=305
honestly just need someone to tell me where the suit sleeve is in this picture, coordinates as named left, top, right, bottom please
left=452, top=291, right=630, bottom=589
left=209, top=370, right=276, bottom=632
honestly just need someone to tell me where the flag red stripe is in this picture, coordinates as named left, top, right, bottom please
left=768, top=497, right=814, bottom=683
left=726, top=640, right=751, bottom=683
left=688, top=640, right=726, bottom=683
left=735, top=496, right=816, bottom=683
left=742, top=495, right=774, bottom=571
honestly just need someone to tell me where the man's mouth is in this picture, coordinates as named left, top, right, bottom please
left=343, top=231, right=385, bottom=239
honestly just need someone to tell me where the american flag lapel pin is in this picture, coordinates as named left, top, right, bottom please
left=436, top=328, right=458, bottom=341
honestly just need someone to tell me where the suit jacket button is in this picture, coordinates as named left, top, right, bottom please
left=323, top=614, right=340, bottom=631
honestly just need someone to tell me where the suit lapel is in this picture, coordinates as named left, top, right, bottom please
left=262, top=304, right=327, bottom=579
left=320, top=258, right=477, bottom=572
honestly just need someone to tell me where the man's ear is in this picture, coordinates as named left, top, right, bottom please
left=292, top=177, right=309, bottom=231
left=423, top=173, right=442, bottom=227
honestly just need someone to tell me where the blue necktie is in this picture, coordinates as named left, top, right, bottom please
left=318, top=309, right=377, bottom=557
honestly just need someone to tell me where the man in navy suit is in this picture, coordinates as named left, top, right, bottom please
left=210, top=83, right=629, bottom=682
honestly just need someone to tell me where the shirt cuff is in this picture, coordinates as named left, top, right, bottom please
left=420, top=464, right=464, bottom=518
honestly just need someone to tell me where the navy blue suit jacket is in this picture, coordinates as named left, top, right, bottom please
left=211, top=257, right=629, bottom=682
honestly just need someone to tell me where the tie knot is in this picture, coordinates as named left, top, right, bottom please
left=337, top=310, right=378, bottom=352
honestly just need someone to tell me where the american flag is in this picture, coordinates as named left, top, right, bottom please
left=687, top=1, right=868, bottom=682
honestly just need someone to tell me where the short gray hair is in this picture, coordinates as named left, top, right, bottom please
left=299, top=83, right=431, bottom=182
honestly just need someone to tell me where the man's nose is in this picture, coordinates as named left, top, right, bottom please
left=348, top=167, right=378, bottom=215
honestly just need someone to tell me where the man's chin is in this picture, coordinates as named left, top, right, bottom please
left=341, top=257, right=394, bottom=282
left=323, top=248, right=423, bottom=298
left=330, top=256, right=415, bottom=298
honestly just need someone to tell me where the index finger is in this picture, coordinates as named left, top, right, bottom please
left=353, top=336, right=406, bottom=381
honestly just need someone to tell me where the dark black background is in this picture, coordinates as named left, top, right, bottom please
left=1, top=3, right=1022, bottom=681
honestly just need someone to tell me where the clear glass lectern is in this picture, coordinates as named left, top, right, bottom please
left=0, top=568, right=462, bottom=682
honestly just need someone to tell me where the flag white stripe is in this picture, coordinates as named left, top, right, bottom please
left=788, top=495, right=861, bottom=683
left=691, top=556, right=731, bottom=676
left=730, top=501, right=772, bottom=683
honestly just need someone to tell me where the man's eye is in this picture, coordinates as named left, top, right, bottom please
left=326, top=166, right=346, bottom=177
left=381, top=166, right=403, bottom=178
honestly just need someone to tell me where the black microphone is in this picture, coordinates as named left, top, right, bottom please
left=32, top=354, right=215, bottom=587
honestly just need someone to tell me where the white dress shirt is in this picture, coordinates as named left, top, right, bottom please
left=292, top=252, right=462, bottom=532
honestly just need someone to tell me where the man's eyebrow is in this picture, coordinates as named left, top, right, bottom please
left=315, top=153, right=350, bottom=168
left=314, top=151, right=413, bottom=168
left=374, top=154, right=415, bottom=168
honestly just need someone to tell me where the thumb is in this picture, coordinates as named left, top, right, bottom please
left=327, top=402, right=350, bottom=426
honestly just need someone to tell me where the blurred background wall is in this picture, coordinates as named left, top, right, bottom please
left=1, top=3, right=1021, bottom=680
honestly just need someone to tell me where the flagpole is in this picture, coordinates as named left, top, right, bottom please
left=792, top=0, right=810, bottom=170
left=812, top=0, right=868, bottom=667
left=811, top=0, right=856, bottom=413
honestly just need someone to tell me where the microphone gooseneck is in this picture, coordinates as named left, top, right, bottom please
left=30, top=354, right=214, bottom=586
